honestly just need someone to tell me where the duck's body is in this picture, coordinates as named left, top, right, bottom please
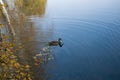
left=48, top=38, right=64, bottom=47
left=48, top=41, right=59, bottom=46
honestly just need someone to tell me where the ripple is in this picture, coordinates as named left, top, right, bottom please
left=53, top=18, right=120, bottom=31
left=43, top=17, right=120, bottom=55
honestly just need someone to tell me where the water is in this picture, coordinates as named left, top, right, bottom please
left=6, top=0, right=120, bottom=80
left=44, top=0, right=120, bottom=80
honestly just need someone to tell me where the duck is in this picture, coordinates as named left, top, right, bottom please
left=48, top=38, right=64, bottom=47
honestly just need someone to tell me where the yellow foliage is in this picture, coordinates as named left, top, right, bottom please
left=0, top=39, right=32, bottom=79
left=14, top=0, right=47, bottom=16
left=0, top=24, right=4, bottom=28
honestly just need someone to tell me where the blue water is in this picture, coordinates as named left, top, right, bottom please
left=7, top=0, right=120, bottom=79
left=4, top=0, right=120, bottom=80
left=38, top=0, right=120, bottom=80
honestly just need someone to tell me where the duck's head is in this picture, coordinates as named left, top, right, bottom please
left=58, top=38, right=64, bottom=47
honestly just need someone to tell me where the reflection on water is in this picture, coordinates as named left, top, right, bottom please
left=5, top=0, right=54, bottom=80
left=14, top=0, right=46, bottom=16
left=5, top=0, right=120, bottom=80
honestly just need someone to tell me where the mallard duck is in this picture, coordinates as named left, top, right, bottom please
left=48, top=38, right=64, bottom=47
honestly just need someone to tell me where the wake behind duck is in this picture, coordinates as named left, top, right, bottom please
left=33, top=38, right=64, bottom=65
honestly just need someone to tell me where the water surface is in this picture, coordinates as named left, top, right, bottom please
left=44, top=0, right=120, bottom=80
left=6, top=0, right=120, bottom=80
